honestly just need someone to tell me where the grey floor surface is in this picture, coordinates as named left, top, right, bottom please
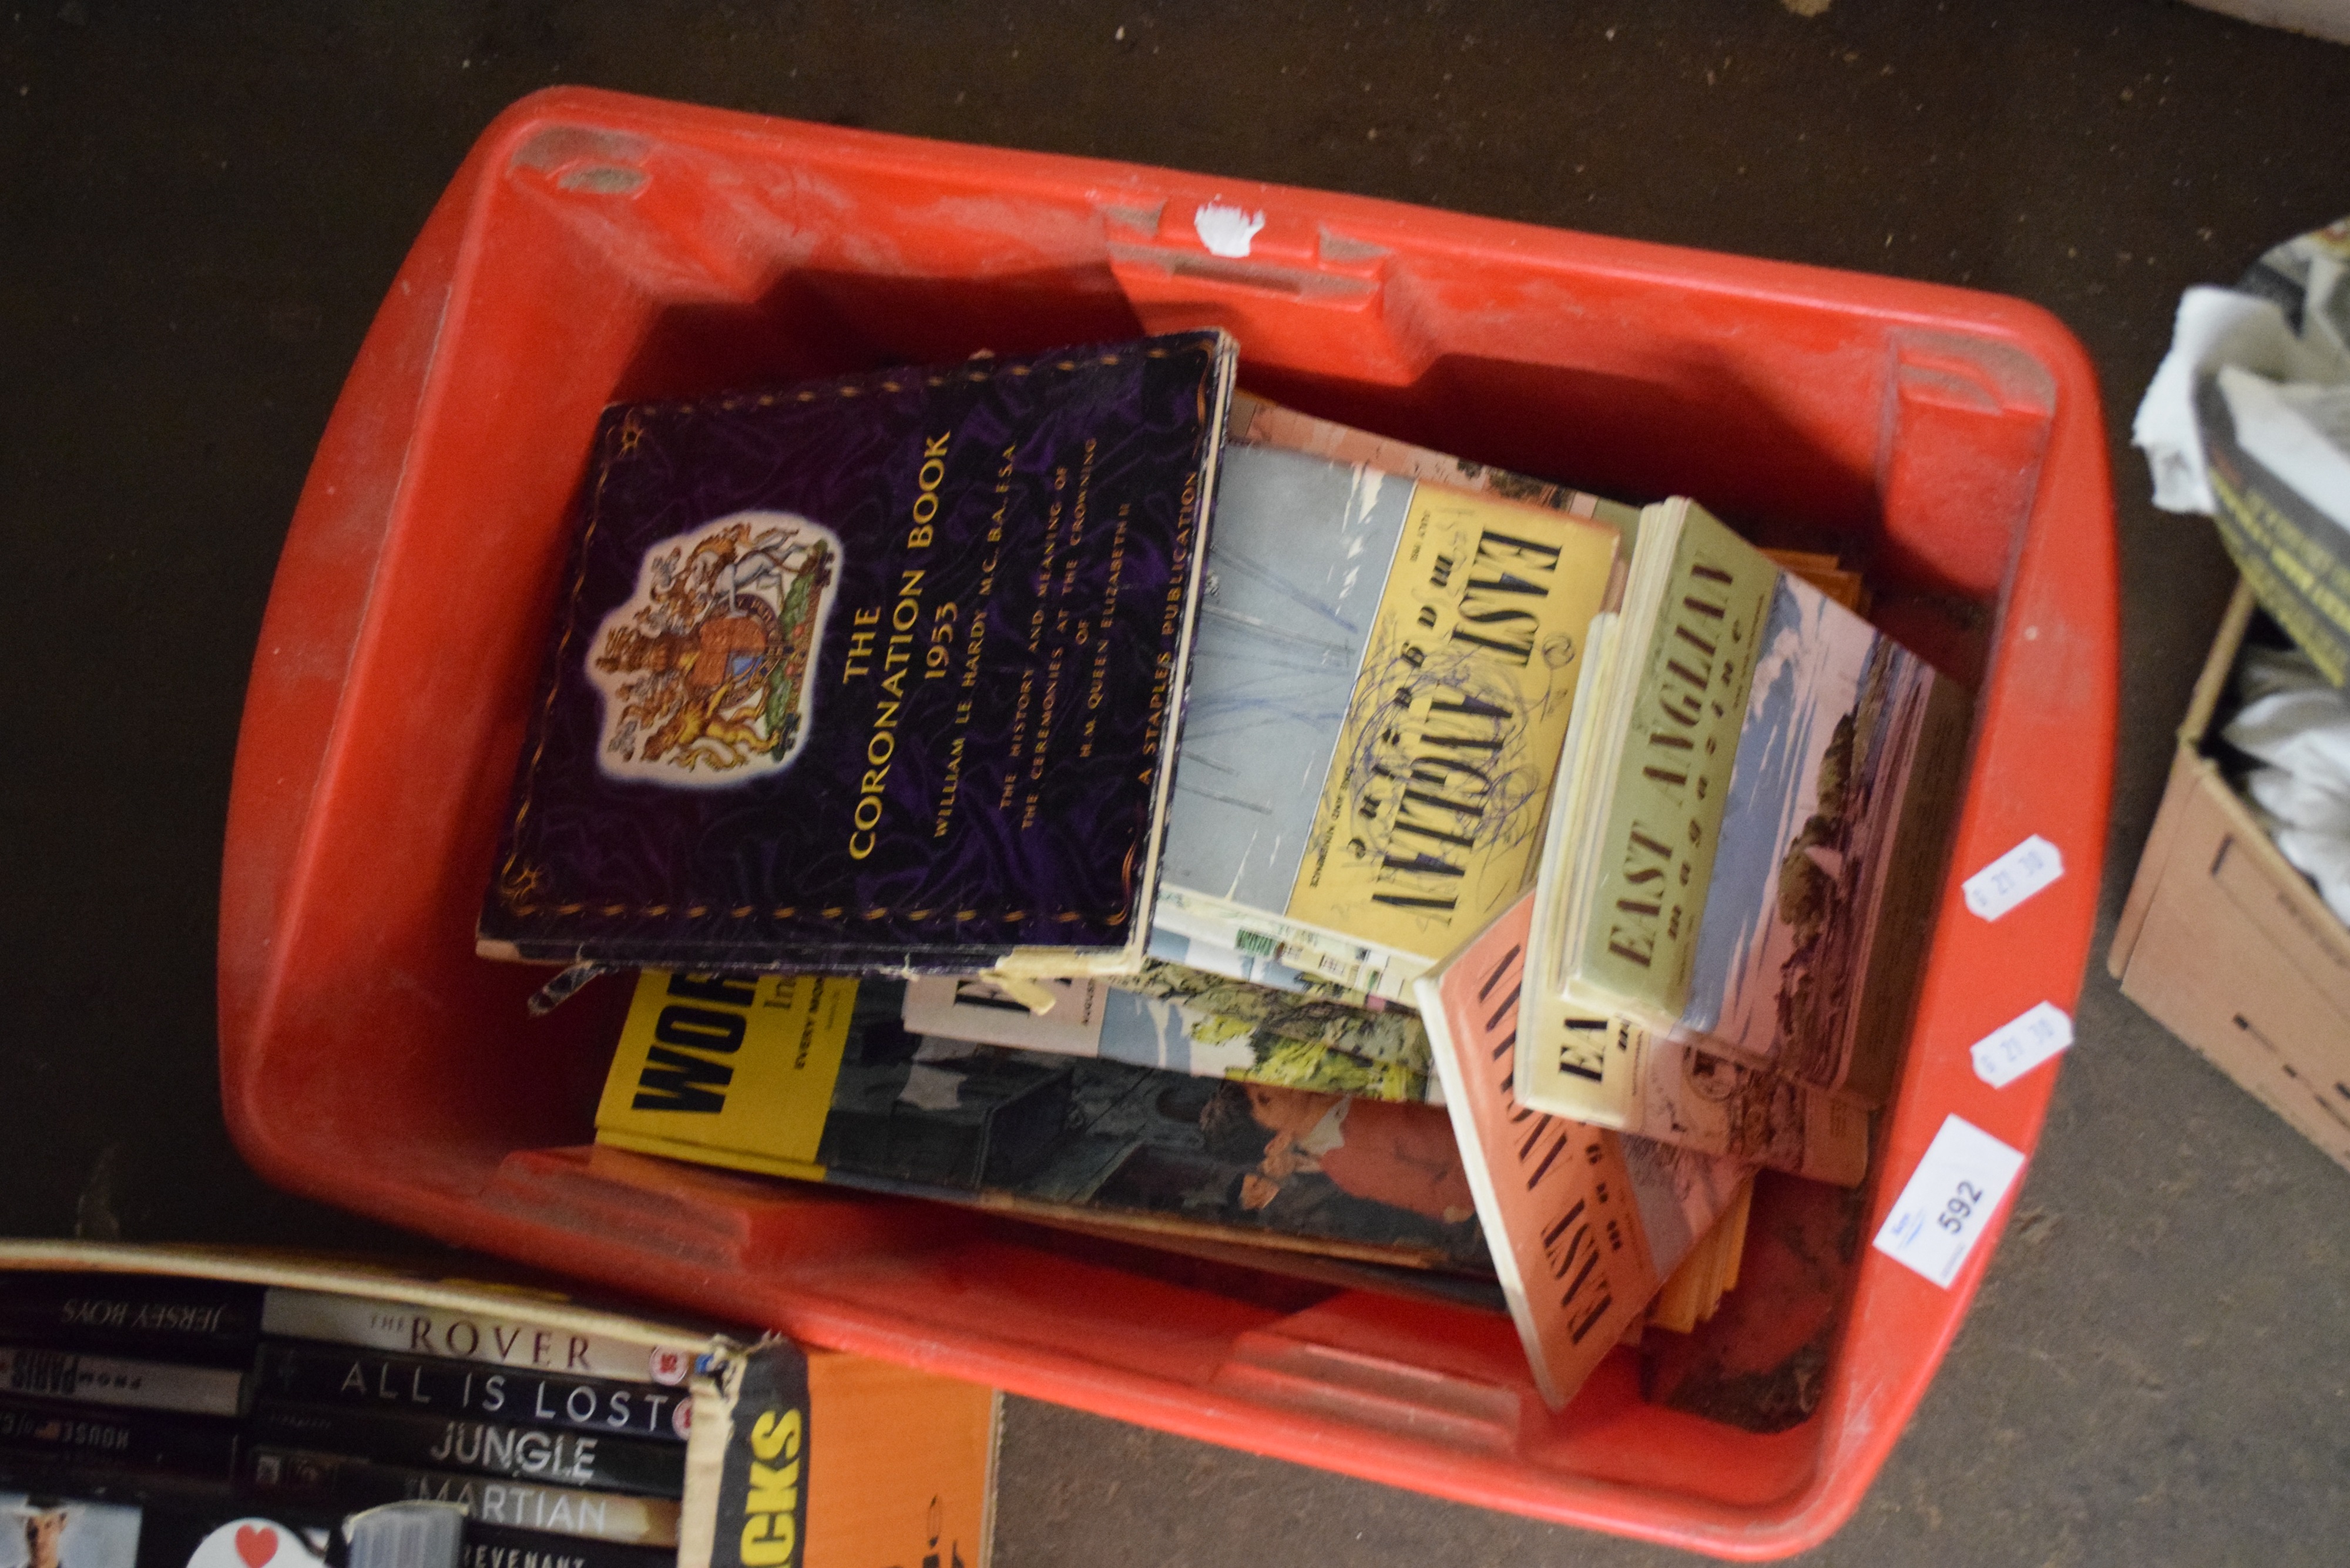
left=7, top=2, right=2350, bottom=1563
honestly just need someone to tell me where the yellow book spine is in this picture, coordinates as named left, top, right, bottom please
left=1574, top=504, right=1775, bottom=1019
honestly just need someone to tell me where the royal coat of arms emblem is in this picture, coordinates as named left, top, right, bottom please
left=586, top=511, right=841, bottom=785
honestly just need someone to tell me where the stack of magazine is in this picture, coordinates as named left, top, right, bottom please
left=0, top=1252, right=998, bottom=1568
left=474, top=330, right=1968, bottom=1416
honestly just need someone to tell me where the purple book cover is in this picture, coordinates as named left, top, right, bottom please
left=479, top=331, right=1235, bottom=973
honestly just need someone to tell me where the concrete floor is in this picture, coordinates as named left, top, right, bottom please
left=7, top=2, right=2350, bottom=1562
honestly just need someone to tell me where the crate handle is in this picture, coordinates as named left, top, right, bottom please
left=1212, top=1328, right=1522, bottom=1455
left=1105, top=209, right=1432, bottom=386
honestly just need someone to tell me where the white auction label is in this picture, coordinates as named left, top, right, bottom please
left=1971, top=1001, right=2074, bottom=1088
left=1963, top=834, right=2064, bottom=920
left=1872, top=1114, right=2027, bottom=1288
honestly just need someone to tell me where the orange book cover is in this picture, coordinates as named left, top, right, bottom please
left=805, top=1354, right=997, bottom=1568
left=689, top=1341, right=1002, bottom=1568
left=1415, top=895, right=1747, bottom=1409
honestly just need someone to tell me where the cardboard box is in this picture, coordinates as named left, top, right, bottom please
left=2110, top=580, right=2350, bottom=1172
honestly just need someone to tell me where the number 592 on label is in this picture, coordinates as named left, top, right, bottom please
left=1874, top=1115, right=2027, bottom=1288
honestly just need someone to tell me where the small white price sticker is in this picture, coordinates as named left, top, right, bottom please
left=1872, top=1114, right=2027, bottom=1288
left=1963, top=834, right=2064, bottom=921
left=1971, top=1002, right=2074, bottom=1089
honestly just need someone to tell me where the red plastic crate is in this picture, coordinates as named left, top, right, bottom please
left=219, top=87, right=2115, bottom=1559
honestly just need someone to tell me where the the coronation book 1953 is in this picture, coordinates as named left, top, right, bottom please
left=478, top=331, right=1236, bottom=984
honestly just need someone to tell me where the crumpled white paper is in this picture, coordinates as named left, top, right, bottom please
left=2224, top=644, right=2350, bottom=923
left=2134, top=219, right=2350, bottom=518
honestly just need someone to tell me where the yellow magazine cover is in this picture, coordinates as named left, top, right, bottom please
left=1562, top=502, right=1777, bottom=1021
left=1523, top=498, right=1968, bottom=1134
left=1153, top=444, right=1621, bottom=1002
